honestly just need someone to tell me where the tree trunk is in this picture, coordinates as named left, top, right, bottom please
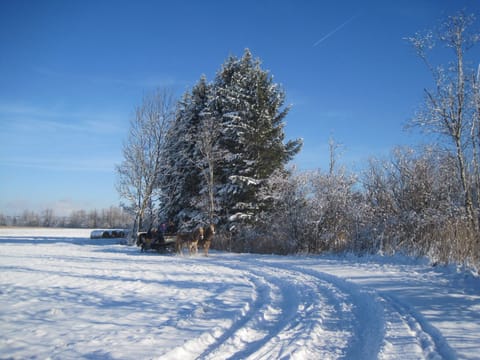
left=454, top=135, right=476, bottom=229
left=208, top=162, right=215, bottom=223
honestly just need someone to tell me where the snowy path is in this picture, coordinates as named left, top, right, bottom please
left=0, top=228, right=479, bottom=359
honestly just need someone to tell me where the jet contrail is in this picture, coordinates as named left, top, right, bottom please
left=313, top=14, right=360, bottom=47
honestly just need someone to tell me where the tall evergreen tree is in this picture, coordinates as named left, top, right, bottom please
left=159, top=77, right=210, bottom=229
left=213, top=49, right=302, bottom=227
left=159, top=49, right=302, bottom=232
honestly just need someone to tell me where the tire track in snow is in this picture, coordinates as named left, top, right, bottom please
left=159, top=261, right=276, bottom=360
left=160, top=255, right=456, bottom=359
left=378, top=293, right=457, bottom=359
left=198, top=268, right=280, bottom=359
left=254, top=260, right=385, bottom=360
left=290, top=263, right=457, bottom=359
left=194, top=256, right=361, bottom=359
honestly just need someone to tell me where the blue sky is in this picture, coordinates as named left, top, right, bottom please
left=1, top=0, right=479, bottom=216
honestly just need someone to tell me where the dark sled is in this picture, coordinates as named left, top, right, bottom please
left=136, top=231, right=176, bottom=253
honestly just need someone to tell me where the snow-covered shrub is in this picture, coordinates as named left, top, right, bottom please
left=363, top=146, right=479, bottom=265
left=302, top=168, right=361, bottom=253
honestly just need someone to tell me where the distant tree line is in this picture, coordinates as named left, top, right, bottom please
left=117, top=12, right=479, bottom=268
left=0, top=207, right=132, bottom=229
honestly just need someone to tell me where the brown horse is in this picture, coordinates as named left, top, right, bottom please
left=198, top=224, right=215, bottom=256
left=176, top=226, right=204, bottom=255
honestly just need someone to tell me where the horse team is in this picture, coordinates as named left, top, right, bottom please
left=175, top=224, right=215, bottom=256
left=136, top=222, right=216, bottom=256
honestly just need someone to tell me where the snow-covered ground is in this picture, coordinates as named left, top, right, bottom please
left=0, top=228, right=479, bottom=360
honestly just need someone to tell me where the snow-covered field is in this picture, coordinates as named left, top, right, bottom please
left=1, top=228, right=479, bottom=360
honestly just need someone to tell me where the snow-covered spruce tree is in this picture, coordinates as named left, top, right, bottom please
left=159, top=77, right=210, bottom=230
left=159, top=50, right=302, bottom=244
left=193, top=90, right=225, bottom=225
left=212, top=49, right=302, bottom=232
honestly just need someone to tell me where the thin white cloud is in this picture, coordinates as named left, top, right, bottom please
left=313, top=14, right=360, bottom=47
left=0, top=156, right=120, bottom=172
left=0, top=103, right=62, bottom=118
left=33, top=66, right=186, bottom=90
left=0, top=102, right=125, bottom=135
left=0, top=101, right=126, bottom=174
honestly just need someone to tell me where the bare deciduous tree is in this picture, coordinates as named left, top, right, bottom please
left=407, top=12, right=479, bottom=229
left=472, top=64, right=480, bottom=210
left=328, top=135, right=343, bottom=176
left=116, top=89, right=175, bottom=242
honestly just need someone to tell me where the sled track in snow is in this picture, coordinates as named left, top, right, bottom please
left=199, top=258, right=359, bottom=359
left=165, top=256, right=456, bottom=360
left=376, top=292, right=457, bottom=359
left=290, top=263, right=457, bottom=360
